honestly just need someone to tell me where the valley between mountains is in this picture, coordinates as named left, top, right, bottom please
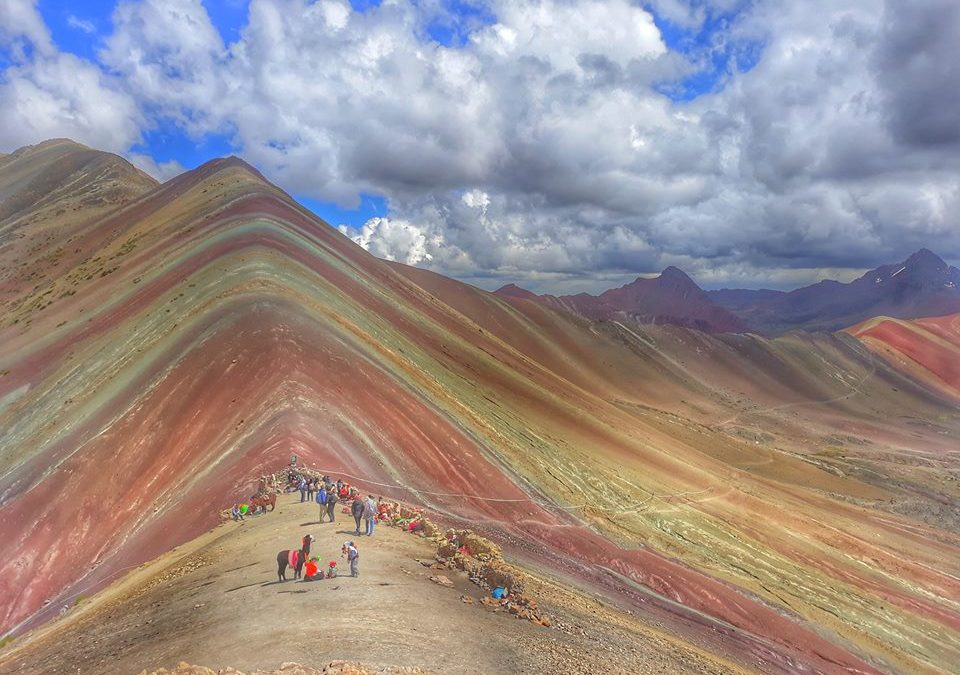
left=1, top=140, right=958, bottom=674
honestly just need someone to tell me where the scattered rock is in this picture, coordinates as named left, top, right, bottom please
left=429, top=575, right=454, bottom=588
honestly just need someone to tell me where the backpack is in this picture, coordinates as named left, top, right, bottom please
left=316, top=489, right=327, bottom=505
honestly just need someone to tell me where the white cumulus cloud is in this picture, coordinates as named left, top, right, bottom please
left=2, top=0, right=958, bottom=290
left=339, top=217, right=438, bottom=265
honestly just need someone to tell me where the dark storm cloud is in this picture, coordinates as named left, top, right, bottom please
left=875, top=0, right=960, bottom=147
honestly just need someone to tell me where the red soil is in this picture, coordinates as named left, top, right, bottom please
left=850, top=313, right=960, bottom=398
left=2, top=152, right=958, bottom=673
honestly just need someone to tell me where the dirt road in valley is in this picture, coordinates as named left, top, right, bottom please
left=0, top=493, right=743, bottom=675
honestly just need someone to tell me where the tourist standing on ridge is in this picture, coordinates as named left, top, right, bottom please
left=351, top=496, right=364, bottom=535
left=317, top=481, right=329, bottom=522
left=343, top=541, right=359, bottom=577
left=363, top=495, right=377, bottom=536
left=326, top=485, right=339, bottom=523
left=306, top=478, right=315, bottom=502
left=298, top=477, right=308, bottom=502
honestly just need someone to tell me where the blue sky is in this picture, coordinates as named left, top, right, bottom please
left=23, top=0, right=517, bottom=227
left=28, top=0, right=391, bottom=227
left=17, top=0, right=749, bottom=229
left=3, top=0, right=956, bottom=291
left=651, top=5, right=763, bottom=101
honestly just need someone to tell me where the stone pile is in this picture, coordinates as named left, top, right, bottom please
left=481, top=593, right=552, bottom=627
left=375, top=501, right=552, bottom=628
left=218, top=466, right=552, bottom=628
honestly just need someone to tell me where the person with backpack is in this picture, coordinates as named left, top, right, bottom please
left=351, top=496, right=364, bottom=535
left=325, top=485, right=339, bottom=523
left=298, top=477, right=307, bottom=503
left=363, top=495, right=377, bottom=536
left=316, top=481, right=329, bottom=522
left=343, top=541, right=359, bottom=577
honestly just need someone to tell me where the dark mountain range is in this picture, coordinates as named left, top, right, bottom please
left=498, top=249, right=959, bottom=335
left=708, top=249, right=960, bottom=334
left=495, top=266, right=748, bottom=333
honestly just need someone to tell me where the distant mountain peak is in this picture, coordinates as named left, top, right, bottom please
left=493, top=283, right=540, bottom=301
left=657, top=265, right=698, bottom=286
left=496, top=283, right=527, bottom=293
left=904, top=248, right=947, bottom=270
left=616, top=267, right=696, bottom=291
left=710, top=248, right=960, bottom=334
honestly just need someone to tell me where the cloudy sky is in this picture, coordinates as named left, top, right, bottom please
left=1, top=0, right=957, bottom=293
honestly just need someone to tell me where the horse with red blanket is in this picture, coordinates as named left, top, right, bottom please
left=277, top=534, right=314, bottom=581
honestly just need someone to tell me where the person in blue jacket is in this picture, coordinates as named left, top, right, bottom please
left=316, top=481, right=328, bottom=522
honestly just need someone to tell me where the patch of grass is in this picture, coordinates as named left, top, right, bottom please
left=116, top=239, right=137, bottom=256
left=815, top=446, right=845, bottom=458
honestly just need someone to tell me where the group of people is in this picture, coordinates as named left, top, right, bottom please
left=302, top=541, right=359, bottom=580
left=281, top=534, right=360, bottom=581
left=295, top=475, right=319, bottom=502
left=351, top=493, right=380, bottom=537
left=261, top=468, right=400, bottom=583
left=294, top=474, right=358, bottom=503
left=291, top=473, right=381, bottom=537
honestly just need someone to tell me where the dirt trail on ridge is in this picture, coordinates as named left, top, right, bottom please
left=0, top=493, right=742, bottom=675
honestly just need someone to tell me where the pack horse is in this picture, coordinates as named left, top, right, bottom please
left=277, top=534, right=314, bottom=581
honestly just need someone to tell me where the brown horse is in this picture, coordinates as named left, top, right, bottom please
left=250, top=492, right=276, bottom=513
left=277, top=534, right=313, bottom=581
